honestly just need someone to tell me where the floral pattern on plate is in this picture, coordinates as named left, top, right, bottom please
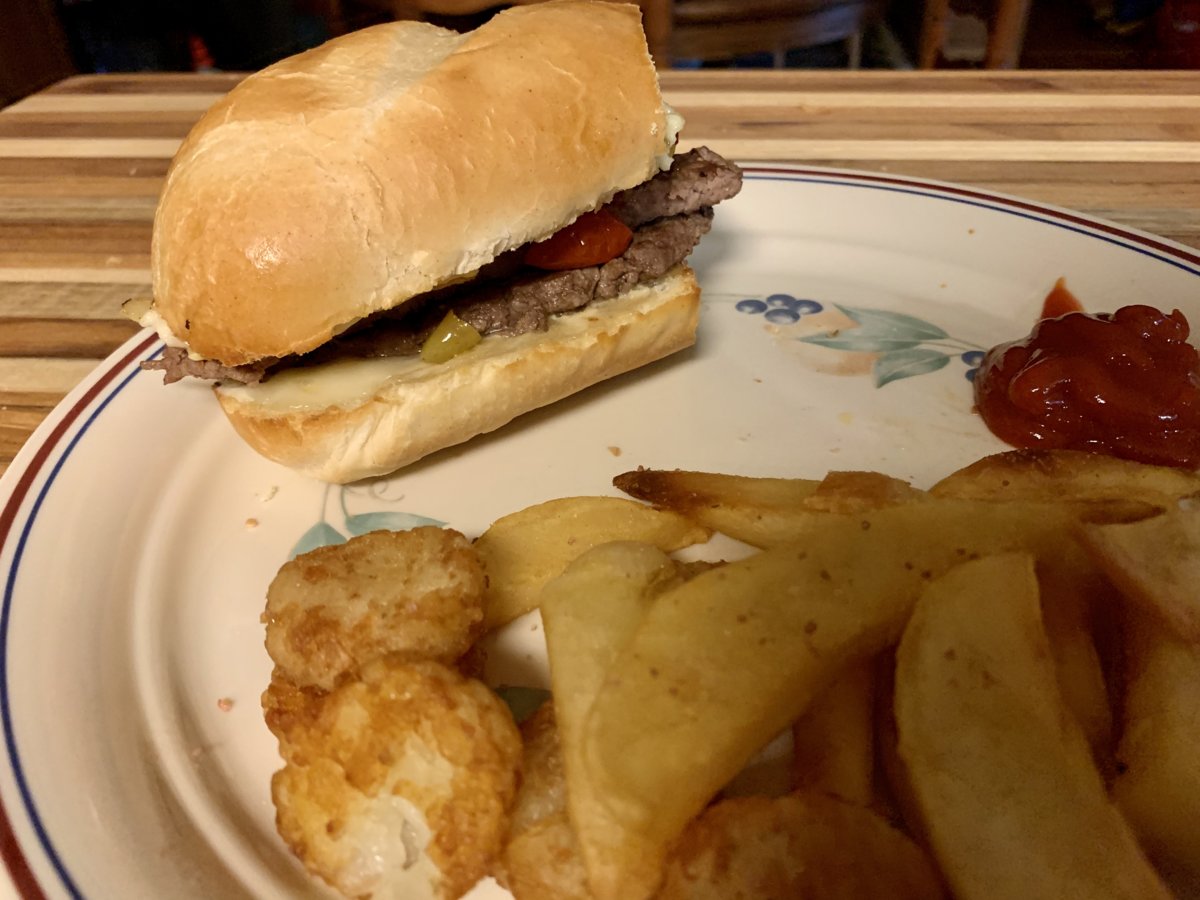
left=290, top=482, right=446, bottom=557
left=736, top=293, right=987, bottom=386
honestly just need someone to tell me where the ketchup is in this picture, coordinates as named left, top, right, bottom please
left=1039, top=277, right=1085, bottom=319
left=974, top=302, right=1200, bottom=469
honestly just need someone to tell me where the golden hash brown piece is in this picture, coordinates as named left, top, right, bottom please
left=264, top=527, right=485, bottom=690
left=271, top=657, right=521, bottom=900
left=495, top=702, right=592, bottom=900
left=262, top=668, right=326, bottom=742
left=655, top=792, right=947, bottom=900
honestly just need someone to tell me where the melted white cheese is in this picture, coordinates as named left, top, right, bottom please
left=225, top=353, right=431, bottom=412
left=218, top=279, right=679, bottom=413
left=135, top=304, right=190, bottom=350
left=658, top=101, right=686, bottom=170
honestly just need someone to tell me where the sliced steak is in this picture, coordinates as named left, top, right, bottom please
left=608, top=147, right=742, bottom=228
left=455, top=210, right=712, bottom=337
left=143, top=347, right=273, bottom=385
left=596, top=208, right=712, bottom=299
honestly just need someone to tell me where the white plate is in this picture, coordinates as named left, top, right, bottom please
left=2, top=166, right=1198, bottom=899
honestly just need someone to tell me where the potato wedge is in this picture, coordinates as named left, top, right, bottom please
left=931, top=448, right=1200, bottom=516
left=656, top=792, right=946, bottom=900
left=580, top=514, right=989, bottom=892
left=618, top=472, right=1079, bottom=552
left=539, top=541, right=682, bottom=900
left=612, top=469, right=819, bottom=548
left=576, top=495, right=1121, bottom=864
left=655, top=489, right=1116, bottom=756
left=1113, top=613, right=1200, bottom=887
left=791, top=660, right=876, bottom=806
left=1035, top=557, right=1116, bottom=770
left=804, top=470, right=926, bottom=513
left=872, top=648, right=925, bottom=840
left=605, top=488, right=1114, bottom=767
left=477, top=496, right=709, bottom=631
left=895, top=552, right=1170, bottom=900
left=1078, top=502, right=1200, bottom=643
left=612, top=469, right=925, bottom=546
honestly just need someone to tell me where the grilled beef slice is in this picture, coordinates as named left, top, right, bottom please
left=143, top=147, right=742, bottom=385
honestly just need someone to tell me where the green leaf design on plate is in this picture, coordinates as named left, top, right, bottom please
left=343, top=511, right=446, bottom=536
left=495, top=685, right=551, bottom=724
left=873, top=347, right=951, bottom=387
left=800, top=304, right=949, bottom=352
left=290, top=522, right=347, bottom=559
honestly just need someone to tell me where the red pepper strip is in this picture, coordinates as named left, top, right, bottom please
left=524, top=209, right=633, bottom=271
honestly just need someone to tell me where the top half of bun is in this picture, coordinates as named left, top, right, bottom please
left=149, top=1, right=672, bottom=366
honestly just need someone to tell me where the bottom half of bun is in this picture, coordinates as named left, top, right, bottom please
left=215, top=266, right=701, bottom=482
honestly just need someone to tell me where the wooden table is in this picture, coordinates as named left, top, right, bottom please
left=1, top=69, right=1199, bottom=476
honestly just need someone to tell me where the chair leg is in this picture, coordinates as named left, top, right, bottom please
left=918, top=0, right=952, bottom=67
left=846, top=29, right=864, bottom=68
left=387, top=1, right=423, bottom=20
left=985, top=0, right=1032, bottom=67
left=324, top=0, right=348, bottom=35
left=638, top=0, right=673, bottom=67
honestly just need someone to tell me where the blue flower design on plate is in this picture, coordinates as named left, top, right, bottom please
left=960, top=350, right=986, bottom=382
left=290, top=484, right=446, bottom=558
left=736, top=293, right=824, bottom=325
left=735, top=295, right=986, bottom=388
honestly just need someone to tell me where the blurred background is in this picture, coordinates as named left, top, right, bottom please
left=3, top=0, right=1199, bottom=106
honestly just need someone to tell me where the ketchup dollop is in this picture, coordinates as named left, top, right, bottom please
left=974, top=303, right=1200, bottom=468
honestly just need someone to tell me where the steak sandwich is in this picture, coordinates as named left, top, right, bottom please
left=134, top=0, right=742, bottom=482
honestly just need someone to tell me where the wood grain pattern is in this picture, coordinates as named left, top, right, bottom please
left=0, top=68, right=1198, bottom=474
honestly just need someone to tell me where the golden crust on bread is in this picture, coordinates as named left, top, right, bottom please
left=150, top=1, right=670, bottom=365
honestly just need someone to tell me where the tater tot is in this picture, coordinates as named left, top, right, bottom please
left=264, top=527, right=485, bottom=690
left=271, top=657, right=521, bottom=900
left=656, top=792, right=946, bottom=900
left=495, top=702, right=592, bottom=900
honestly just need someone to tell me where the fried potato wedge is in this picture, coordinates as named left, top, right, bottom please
left=612, top=469, right=820, bottom=548
left=656, top=792, right=946, bottom=900
left=1078, top=503, right=1200, bottom=643
left=612, top=469, right=925, bottom=547
left=791, top=661, right=876, bottom=806
left=580, top=515, right=988, bottom=895
left=1035, top=557, right=1116, bottom=769
left=930, top=448, right=1200, bottom=516
left=804, top=470, right=926, bottom=513
left=1113, top=614, right=1200, bottom=887
left=577, top=496, right=1121, bottom=864
left=540, top=542, right=683, bottom=900
left=895, top=553, right=1170, bottom=900
left=477, top=496, right=709, bottom=631
left=873, top=649, right=926, bottom=841
left=622, top=488, right=1114, bottom=762
left=628, top=487, right=1112, bottom=760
